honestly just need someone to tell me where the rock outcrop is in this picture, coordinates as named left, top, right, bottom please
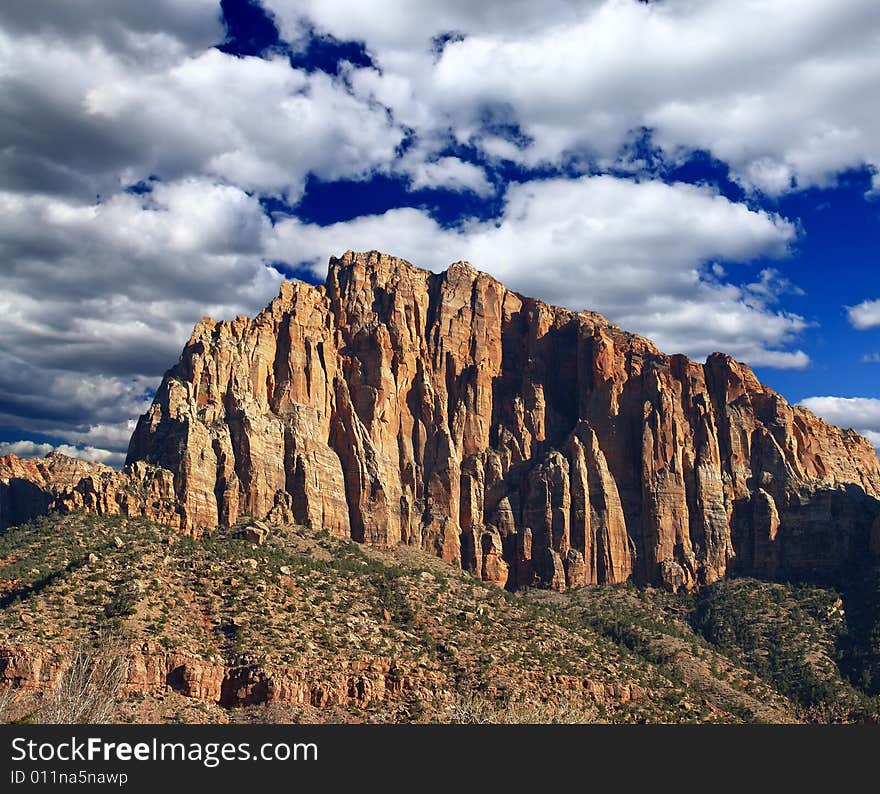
left=0, top=640, right=650, bottom=717
left=0, top=452, right=111, bottom=531
left=7, top=252, right=880, bottom=590
left=0, top=642, right=447, bottom=711
left=0, top=453, right=185, bottom=534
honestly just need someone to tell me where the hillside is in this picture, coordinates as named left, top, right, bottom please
left=1, top=512, right=877, bottom=723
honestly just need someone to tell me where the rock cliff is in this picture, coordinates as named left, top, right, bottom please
left=120, top=251, right=880, bottom=590
left=0, top=452, right=183, bottom=533
left=0, top=452, right=111, bottom=531
left=6, top=252, right=880, bottom=590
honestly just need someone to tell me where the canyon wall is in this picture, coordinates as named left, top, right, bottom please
left=123, top=251, right=880, bottom=589
left=6, top=252, right=880, bottom=590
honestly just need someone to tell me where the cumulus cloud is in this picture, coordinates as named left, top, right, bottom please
left=264, top=0, right=604, bottom=54
left=274, top=0, right=880, bottom=194
left=270, top=174, right=807, bottom=366
left=0, top=439, right=124, bottom=468
left=0, top=1, right=222, bottom=52
left=0, top=350, right=155, bottom=465
left=0, top=179, right=286, bottom=459
left=799, top=396, right=880, bottom=453
left=848, top=299, right=880, bottom=330
left=0, top=25, right=404, bottom=201
left=0, top=180, right=282, bottom=358
left=401, top=155, right=494, bottom=196
left=799, top=396, right=880, bottom=428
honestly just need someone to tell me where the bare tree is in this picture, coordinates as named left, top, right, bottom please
left=445, top=691, right=496, bottom=724
left=446, top=691, right=602, bottom=724
left=38, top=634, right=129, bottom=724
left=0, top=687, right=15, bottom=723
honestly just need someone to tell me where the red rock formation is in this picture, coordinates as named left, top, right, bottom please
left=56, top=462, right=185, bottom=531
left=118, top=251, right=880, bottom=589
left=0, top=452, right=112, bottom=531
left=0, top=642, right=446, bottom=711
left=0, top=451, right=192, bottom=533
left=0, top=642, right=642, bottom=714
left=0, top=451, right=111, bottom=490
left=7, top=252, right=880, bottom=590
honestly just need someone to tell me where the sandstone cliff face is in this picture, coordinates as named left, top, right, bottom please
left=110, top=251, right=880, bottom=591
left=4, top=254, right=878, bottom=590
left=0, top=453, right=112, bottom=531
left=0, top=452, right=185, bottom=534
left=0, top=643, right=446, bottom=711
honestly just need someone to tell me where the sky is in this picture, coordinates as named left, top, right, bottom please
left=0, top=0, right=878, bottom=467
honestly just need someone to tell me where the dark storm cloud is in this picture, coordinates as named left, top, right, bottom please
left=0, top=1, right=222, bottom=51
left=0, top=80, right=146, bottom=198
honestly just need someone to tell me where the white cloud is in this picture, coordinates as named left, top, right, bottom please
left=55, top=422, right=138, bottom=452
left=744, top=268, right=805, bottom=303
left=0, top=440, right=57, bottom=459
left=799, top=396, right=880, bottom=453
left=799, top=396, right=880, bottom=428
left=271, top=174, right=807, bottom=367
left=863, top=430, right=880, bottom=451
left=0, top=439, right=124, bottom=468
left=0, top=1, right=222, bottom=52
left=402, top=156, right=494, bottom=196
left=0, top=179, right=286, bottom=455
left=848, top=299, right=880, bottom=330
left=85, top=50, right=404, bottom=200
left=0, top=28, right=404, bottom=200
left=279, top=0, right=880, bottom=194
left=0, top=179, right=281, bottom=328
left=264, top=0, right=604, bottom=53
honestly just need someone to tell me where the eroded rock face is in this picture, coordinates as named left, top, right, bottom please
left=9, top=252, right=880, bottom=590
left=0, top=643, right=445, bottom=712
left=0, top=453, right=112, bottom=531
left=0, top=642, right=646, bottom=716
left=120, top=251, right=880, bottom=589
left=0, top=454, right=192, bottom=534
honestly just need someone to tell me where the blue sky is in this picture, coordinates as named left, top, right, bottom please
left=0, top=0, right=879, bottom=465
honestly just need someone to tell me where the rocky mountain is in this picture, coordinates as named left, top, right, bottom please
left=5, top=251, right=880, bottom=593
